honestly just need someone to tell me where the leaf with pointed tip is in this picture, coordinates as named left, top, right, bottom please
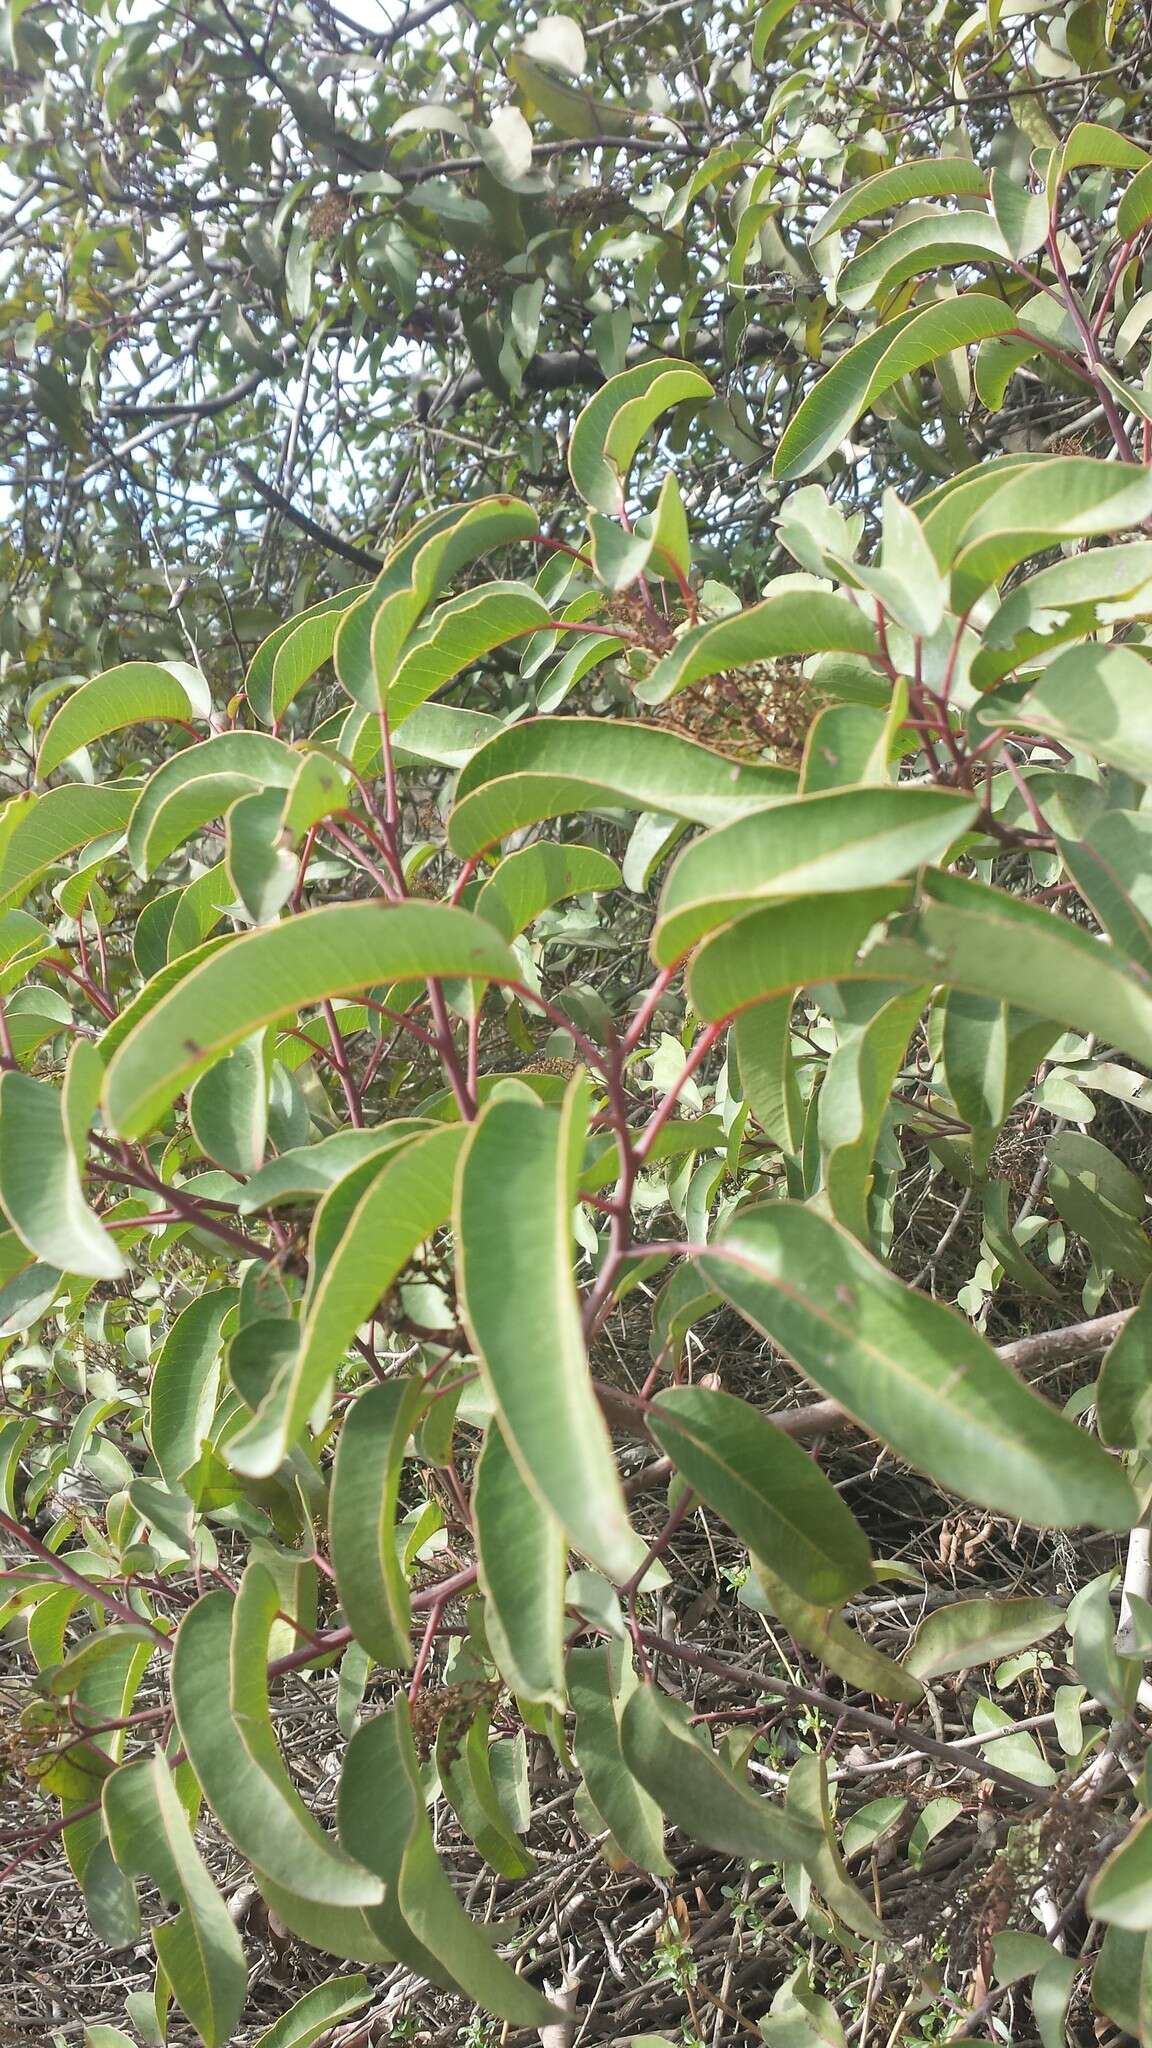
left=236, top=1124, right=431, bottom=1213
left=648, top=1385, right=871, bottom=1604
left=699, top=1203, right=1135, bottom=1532
left=1004, top=643, right=1152, bottom=780
left=568, top=358, right=712, bottom=515
left=619, top=1682, right=821, bottom=1867
left=906, top=1597, right=1064, bottom=1681
left=568, top=1645, right=671, bottom=1875
left=819, top=984, right=927, bottom=1242
left=245, top=591, right=362, bottom=729
left=228, top=1126, right=465, bottom=1475
left=742, top=1559, right=923, bottom=1703
left=0, top=784, right=137, bottom=911
left=449, top=717, right=793, bottom=858
left=340, top=1702, right=558, bottom=2021
left=37, top=664, right=212, bottom=780
left=103, top=904, right=518, bottom=1139
left=329, top=1379, right=427, bottom=1668
left=688, top=887, right=910, bottom=1020
left=637, top=592, right=877, bottom=706
left=0, top=1054, right=125, bottom=1280
left=1058, top=813, right=1152, bottom=976
left=127, top=733, right=298, bottom=876
left=386, top=582, right=551, bottom=726
left=836, top=211, right=1008, bottom=314
left=434, top=1689, right=536, bottom=1879
left=475, top=842, right=620, bottom=939
left=774, top=295, right=1016, bottom=483
left=950, top=459, right=1152, bottom=614
left=1090, top=1813, right=1152, bottom=1930
left=172, top=1573, right=383, bottom=1907
left=812, top=158, right=988, bottom=243
left=474, top=1422, right=567, bottom=1707
left=1097, top=1286, right=1152, bottom=1449
left=457, top=1079, right=644, bottom=1579
left=653, top=785, right=975, bottom=963
left=103, top=1752, right=247, bottom=2048
left=188, top=1032, right=268, bottom=1176
left=149, top=1290, right=238, bottom=1489
left=249, top=1976, right=372, bottom=2048
left=225, top=788, right=297, bottom=925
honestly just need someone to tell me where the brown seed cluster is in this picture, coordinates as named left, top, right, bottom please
left=651, top=659, right=825, bottom=765
left=408, top=1679, right=501, bottom=1765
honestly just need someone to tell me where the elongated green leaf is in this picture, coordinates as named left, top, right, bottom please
left=225, top=787, right=297, bottom=925
left=37, top=663, right=211, bottom=780
left=126, top=732, right=297, bottom=876
left=1090, top=1813, right=1152, bottom=1930
left=236, top=1123, right=430, bottom=1213
left=774, top=295, right=1016, bottom=482
left=569, top=1645, right=671, bottom=1874
left=732, top=996, right=804, bottom=1153
left=743, top=1559, right=923, bottom=1703
left=1007, top=643, right=1152, bottom=779
left=819, top=985, right=926, bottom=1241
left=1059, top=813, right=1152, bottom=975
left=950, top=459, right=1152, bottom=613
left=474, top=1422, right=567, bottom=1706
left=228, top=1126, right=463, bottom=1475
left=648, top=1385, right=872, bottom=1603
left=813, top=158, right=988, bottom=242
left=475, top=841, right=621, bottom=940
left=387, top=582, right=550, bottom=725
left=171, top=1573, right=383, bottom=1906
left=688, top=886, right=910, bottom=1020
left=1047, top=1130, right=1152, bottom=1283
left=245, top=589, right=362, bottom=729
left=340, top=1702, right=558, bottom=2021
left=638, top=592, right=877, bottom=706
left=906, top=1597, right=1064, bottom=1681
left=329, top=1378, right=427, bottom=1668
left=0, top=784, right=136, bottom=911
left=619, top=1682, right=821, bottom=1866
left=449, top=717, right=793, bottom=857
left=249, top=1976, right=372, bottom=2048
left=838, top=210, right=1009, bottom=311
left=653, top=785, right=974, bottom=962
left=149, top=1290, right=237, bottom=1488
left=0, top=1060, right=125, bottom=1280
left=699, top=1203, right=1135, bottom=1530
left=457, top=1079, right=644, bottom=1579
left=104, top=904, right=518, bottom=1139
left=1097, top=1285, right=1152, bottom=1449
left=568, top=358, right=712, bottom=514
left=784, top=1750, right=883, bottom=1938
left=188, top=1031, right=268, bottom=1175
left=103, top=1752, right=247, bottom=2048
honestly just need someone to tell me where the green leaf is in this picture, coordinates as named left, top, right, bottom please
left=836, top=211, right=1009, bottom=313
left=148, top=1290, right=238, bottom=1489
left=170, top=1572, right=383, bottom=1907
left=1090, top=1811, right=1152, bottom=1929
left=818, top=985, right=926, bottom=1242
left=386, top=582, right=551, bottom=725
left=568, top=1644, right=671, bottom=1874
left=188, top=1032, right=268, bottom=1175
left=245, top=590, right=362, bottom=729
left=339, top=1701, right=559, bottom=2022
left=1047, top=1131, right=1152, bottom=1283
left=0, top=783, right=137, bottom=911
left=474, top=1422, right=567, bottom=1706
left=1059, top=812, right=1152, bottom=975
left=774, top=295, right=1016, bottom=483
left=648, top=1385, right=872, bottom=1604
left=568, top=358, right=712, bottom=514
left=37, top=663, right=211, bottom=780
left=249, top=1976, right=372, bottom=2048
left=637, top=592, right=877, bottom=706
left=329, top=1378, right=427, bottom=1668
left=812, top=158, right=988, bottom=244
left=0, top=1056, right=125, bottom=1280
left=698, top=1202, right=1136, bottom=1531
left=225, top=787, right=297, bottom=926
left=450, top=717, right=793, bottom=857
left=126, top=732, right=298, bottom=876
left=619, top=1682, right=821, bottom=1866
left=732, top=996, right=804, bottom=1153
left=760, top=1960, right=847, bottom=2048
left=742, top=1559, right=923, bottom=1703
left=1097, top=1284, right=1152, bottom=1448
left=475, top=841, right=621, bottom=940
left=103, top=1751, right=247, bottom=2048
left=103, top=903, right=518, bottom=1139
left=950, top=459, right=1152, bottom=614
left=434, top=1682, right=536, bottom=1879
left=906, top=1597, right=1064, bottom=1680
left=228, top=1126, right=464, bottom=1475
left=688, top=887, right=911, bottom=1021
left=653, top=785, right=975, bottom=964
left=236, top=1123, right=430, bottom=1213
left=458, top=1078, right=644, bottom=1578
left=1006, top=643, right=1152, bottom=779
